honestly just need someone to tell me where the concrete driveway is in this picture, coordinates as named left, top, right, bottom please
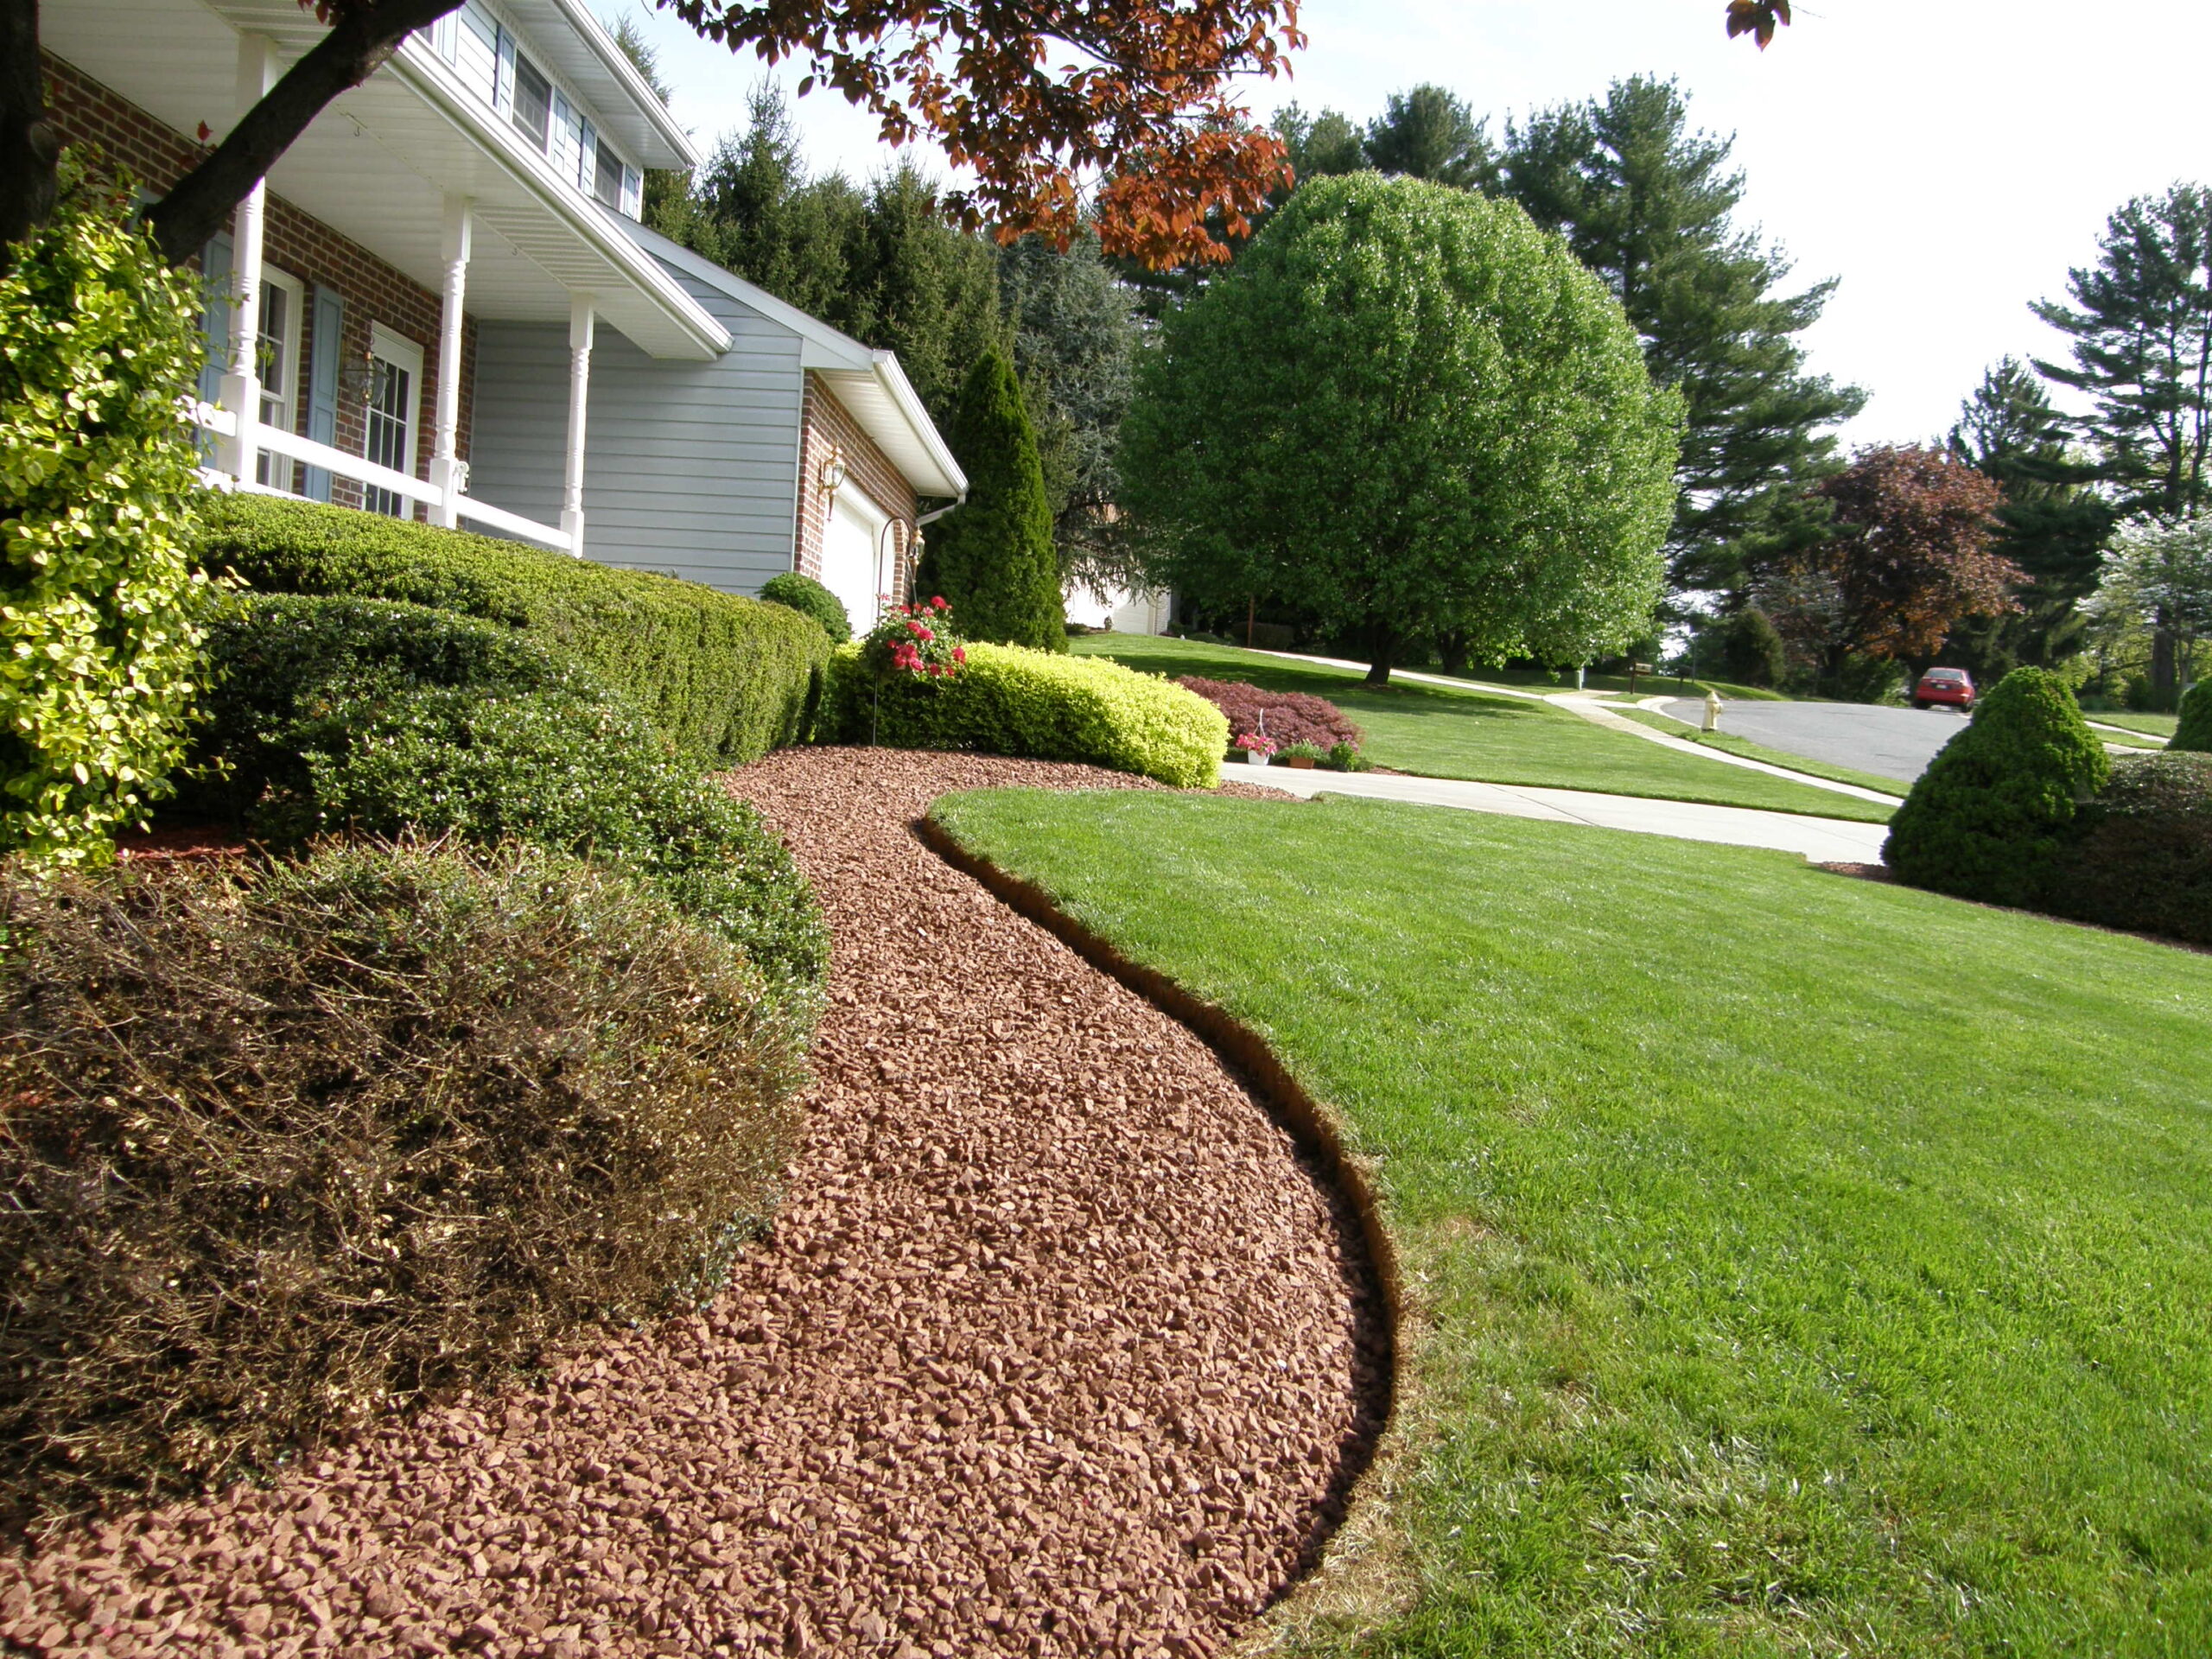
left=1662, top=699, right=1969, bottom=783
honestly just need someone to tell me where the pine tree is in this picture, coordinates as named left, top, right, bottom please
left=917, top=348, right=1066, bottom=652
left=1498, top=76, right=1862, bottom=595
left=2031, top=184, right=2212, bottom=700
left=1274, top=105, right=1366, bottom=182
left=1943, top=357, right=2113, bottom=676
left=1362, top=86, right=1496, bottom=191
left=999, top=232, right=1139, bottom=588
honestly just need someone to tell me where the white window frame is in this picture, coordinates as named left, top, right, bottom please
left=255, top=265, right=304, bottom=436
left=364, top=324, right=426, bottom=516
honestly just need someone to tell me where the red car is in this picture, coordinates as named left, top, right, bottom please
left=1912, top=667, right=1976, bottom=711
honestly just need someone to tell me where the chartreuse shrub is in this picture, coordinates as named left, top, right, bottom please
left=758, top=570, right=852, bottom=643
left=827, top=639, right=1225, bottom=787
left=2177, top=679, right=2212, bottom=751
left=1885, top=667, right=2109, bottom=907
left=190, top=593, right=827, bottom=1001
left=194, top=493, right=828, bottom=766
left=2050, top=751, right=2212, bottom=946
left=0, top=162, right=214, bottom=863
left=0, top=838, right=808, bottom=1517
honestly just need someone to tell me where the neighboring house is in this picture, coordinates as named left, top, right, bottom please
left=41, top=0, right=964, bottom=626
left=1064, top=578, right=1170, bottom=637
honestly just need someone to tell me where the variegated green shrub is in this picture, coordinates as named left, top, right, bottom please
left=0, top=163, right=213, bottom=862
left=825, top=639, right=1227, bottom=787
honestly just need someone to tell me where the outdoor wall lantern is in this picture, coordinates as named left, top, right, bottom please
left=336, top=348, right=378, bottom=409
left=817, top=447, right=848, bottom=496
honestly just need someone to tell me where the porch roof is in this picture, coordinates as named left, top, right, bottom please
left=45, top=0, right=729, bottom=362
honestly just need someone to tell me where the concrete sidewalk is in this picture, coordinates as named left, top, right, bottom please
left=1244, top=765, right=1891, bottom=863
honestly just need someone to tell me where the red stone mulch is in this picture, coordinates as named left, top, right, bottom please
left=0, top=749, right=1384, bottom=1659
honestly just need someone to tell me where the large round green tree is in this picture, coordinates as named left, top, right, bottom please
left=917, top=346, right=1066, bottom=652
left=1120, top=173, right=1681, bottom=683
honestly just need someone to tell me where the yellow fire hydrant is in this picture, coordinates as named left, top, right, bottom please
left=1702, top=689, right=1722, bottom=734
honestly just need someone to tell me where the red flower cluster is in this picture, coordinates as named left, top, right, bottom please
left=866, top=595, right=966, bottom=682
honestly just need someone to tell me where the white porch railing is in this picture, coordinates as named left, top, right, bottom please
left=188, top=400, right=575, bottom=556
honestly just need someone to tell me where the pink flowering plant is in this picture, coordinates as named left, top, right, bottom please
left=864, top=594, right=968, bottom=682
left=1231, top=731, right=1278, bottom=757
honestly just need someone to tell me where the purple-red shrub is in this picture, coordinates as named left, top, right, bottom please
left=1176, top=677, right=1363, bottom=752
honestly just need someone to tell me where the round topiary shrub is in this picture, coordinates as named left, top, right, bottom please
left=2047, top=751, right=2212, bottom=945
left=759, top=571, right=853, bottom=643
left=1884, top=666, right=2110, bottom=908
left=188, top=593, right=829, bottom=1002
left=2175, top=679, right=2212, bottom=752
left=0, top=840, right=809, bottom=1522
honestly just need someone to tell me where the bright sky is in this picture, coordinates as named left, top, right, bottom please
left=612, top=0, right=2212, bottom=449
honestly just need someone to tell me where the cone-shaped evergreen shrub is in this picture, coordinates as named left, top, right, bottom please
left=2175, top=679, right=2212, bottom=752
left=916, top=349, right=1065, bottom=652
left=1884, top=667, right=2110, bottom=907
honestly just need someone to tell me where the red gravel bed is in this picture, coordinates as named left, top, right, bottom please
left=2, top=748, right=1383, bottom=1659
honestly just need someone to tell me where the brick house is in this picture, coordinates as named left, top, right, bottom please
left=42, top=0, right=964, bottom=627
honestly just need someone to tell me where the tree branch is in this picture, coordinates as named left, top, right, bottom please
left=0, top=0, right=60, bottom=259
left=144, top=0, right=461, bottom=266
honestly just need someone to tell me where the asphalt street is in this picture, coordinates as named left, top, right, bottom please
left=1662, top=698, right=1970, bottom=783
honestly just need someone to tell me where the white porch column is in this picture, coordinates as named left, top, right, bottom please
left=217, top=32, right=279, bottom=483
left=560, top=294, right=594, bottom=556
left=429, top=195, right=473, bottom=525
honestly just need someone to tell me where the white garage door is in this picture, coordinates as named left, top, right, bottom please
left=821, top=489, right=887, bottom=636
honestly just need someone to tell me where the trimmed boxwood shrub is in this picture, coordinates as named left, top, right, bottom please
left=0, top=840, right=808, bottom=1518
left=2175, top=680, right=2211, bottom=752
left=1175, top=677, right=1364, bottom=753
left=189, top=594, right=827, bottom=1001
left=2048, top=751, right=2212, bottom=945
left=1885, top=667, right=2110, bottom=908
left=826, top=640, right=1226, bottom=788
left=194, top=494, right=830, bottom=766
left=759, top=570, right=853, bottom=642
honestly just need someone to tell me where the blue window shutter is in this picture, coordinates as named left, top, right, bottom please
left=303, top=286, right=345, bottom=503
left=197, top=234, right=232, bottom=408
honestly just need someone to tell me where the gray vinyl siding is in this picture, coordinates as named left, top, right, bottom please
left=465, top=264, right=804, bottom=594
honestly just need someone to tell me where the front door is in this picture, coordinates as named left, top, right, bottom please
left=363, top=325, right=423, bottom=517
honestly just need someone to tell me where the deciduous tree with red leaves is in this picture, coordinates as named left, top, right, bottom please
left=2, top=0, right=1789, bottom=270
left=1758, top=445, right=2018, bottom=688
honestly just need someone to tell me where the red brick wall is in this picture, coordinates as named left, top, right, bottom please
left=42, top=51, right=474, bottom=514
left=797, top=375, right=921, bottom=604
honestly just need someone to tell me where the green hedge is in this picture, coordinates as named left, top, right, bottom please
left=2176, top=680, right=2211, bottom=752
left=825, top=641, right=1226, bottom=788
left=2049, top=751, right=2212, bottom=946
left=194, top=494, right=828, bottom=767
left=1884, top=668, right=2110, bottom=908
left=190, top=594, right=828, bottom=1003
left=758, top=571, right=852, bottom=643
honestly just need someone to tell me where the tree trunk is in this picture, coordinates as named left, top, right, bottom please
left=144, top=0, right=461, bottom=264
left=1435, top=628, right=1470, bottom=677
left=1364, top=626, right=1399, bottom=687
left=2152, top=612, right=2178, bottom=708
left=0, top=0, right=58, bottom=259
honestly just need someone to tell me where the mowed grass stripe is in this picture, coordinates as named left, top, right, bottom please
left=1073, top=635, right=1894, bottom=823
left=932, top=788, right=2212, bottom=1656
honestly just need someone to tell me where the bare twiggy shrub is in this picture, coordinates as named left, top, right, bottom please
left=0, top=840, right=808, bottom=1528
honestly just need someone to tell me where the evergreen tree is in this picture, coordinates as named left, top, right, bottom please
left=1362, top=86, right=1496, bottom=190
left=916, top=348, right=1066, bottom=651
left=1274, top=105, right=1366, bottom=182
left=1944, top=357, right=2113, bottom=676
left=999, top=231, right=1139, bottom=588
left=1498, top=76, right=1862, bottom=595
left=2031, top=183, right=2212, bottom=700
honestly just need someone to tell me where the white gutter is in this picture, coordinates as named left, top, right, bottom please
left=868, top=349, right=969, bottom=501
left=539, top=0, right=700, bottom=168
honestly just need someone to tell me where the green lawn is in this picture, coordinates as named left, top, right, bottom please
left=932, top=789, right=2212, bottom=1657
left=1610, top=705, right=1911, bottom=798
left=2087, top=712, right=2177, bottom=742
left=1076, top=635, right=1891, bottom=823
